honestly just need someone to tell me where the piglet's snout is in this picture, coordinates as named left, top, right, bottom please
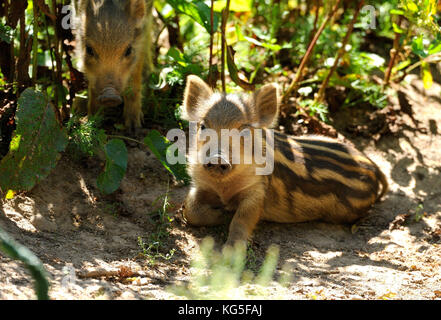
left=203, top=154, right=232, bottom=174
left=98, top=87, right=123, bottom=106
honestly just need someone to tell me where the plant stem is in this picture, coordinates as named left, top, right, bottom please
left=220, top=0, right=231, bottom=92
left=383, top=16, right=402, bottom=88
left=50, top=0, right=67, bottom=118
left=107, top=135, right=146, bottom=146
left=316, top=0, right=364, bottom=103
left=208, top=0, right=215, bottom=88
left=391, top=52, right=441, bottom=82
left=282, top=0, right=342, bottom=103
left=309, top=0, right=321, bottom=44
left=32, top=2, right=39, bottom=85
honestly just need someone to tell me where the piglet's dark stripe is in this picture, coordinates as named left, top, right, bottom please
left=294, top=143, right=376, bottom=172
left=274, top=135, right=378, bottom=177
left=274, top=132, right=376, bottom=170
left=274, top=136, right=296, bottom=161
left=302, top=156, right=378, bottom=186
left=273, top=162, right=375, bottom=211
left=294, top=138, right=353, bottom=154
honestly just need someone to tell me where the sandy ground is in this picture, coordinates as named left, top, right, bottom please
left=0, top=75, right=440, bottom=300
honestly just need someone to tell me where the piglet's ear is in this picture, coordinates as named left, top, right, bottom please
left=126, top=0, right=147, bottom=26
left=86, top=0, right=102, bottom=15
left=253, top=83, right=279, bottom=128
left=182, top=75, right=213, bottom=121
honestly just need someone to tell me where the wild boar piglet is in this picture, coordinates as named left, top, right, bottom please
left=181, top=75, right=388, bottom=247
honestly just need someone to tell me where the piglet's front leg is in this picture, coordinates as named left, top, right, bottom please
left=225, top=188, right=264, bottom=248
left=183, top=187, right=230, bottom=226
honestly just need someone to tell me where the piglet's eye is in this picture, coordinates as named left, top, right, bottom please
left=86, top=45, right=95, bottom=57
left=124, top=45, right=133, bottom=57
left=200, top=123, right=206, bottom=130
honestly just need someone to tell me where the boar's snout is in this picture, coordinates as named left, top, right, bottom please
left=98, top=87, right=123, bottom=107
left=203, top=154, right=232, bottom=174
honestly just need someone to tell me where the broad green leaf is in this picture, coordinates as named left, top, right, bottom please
left=166, top=0, right=219, bottom=33
left=0, top=89, right=68, bottom=195
left=96, top=139, right=128, bottom=194
left=0, top=227, right=50, bottom=300
left=143, top=130, right=190, bottom=184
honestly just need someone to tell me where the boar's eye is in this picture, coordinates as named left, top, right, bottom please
left=200, top=123, right=206, bottom=130
left=86, top=45, right=95, bottom=57
left=124, top=45, right=133, bottom=57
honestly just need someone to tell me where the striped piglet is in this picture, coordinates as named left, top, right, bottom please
left=181, top=75, right=388, bottom=247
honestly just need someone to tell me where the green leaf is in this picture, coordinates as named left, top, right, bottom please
left=166, top=0, right=219, bottom=33
left=0, top=89, right=68, bottom=195
left=167, top=47, right=187, bottom=66
left=143, top=130, right=190, bottom=184
left=96, top=139, right=128, bottom=194
left=390, top=9, right=405, bottom=15
left=393, top=59, right=411, bottom=73
left=243, top=36, right=282, bottom=52
left=392, top=22, right=405, bottom=34
left=406, top=1, right=419, bottom=12
left=226, top=46, right=255, bottom=91
left=0, top=23, right=12, bottom=43
left=411, top=36, right=428, bottom=58
left=428, top=40, right=441, bottom=55
left=0, top=227, right=50, bottom=300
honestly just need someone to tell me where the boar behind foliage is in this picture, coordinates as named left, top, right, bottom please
left=182, top=75, right=388, bottom=247
left=72, top=0, right=153, bottom=129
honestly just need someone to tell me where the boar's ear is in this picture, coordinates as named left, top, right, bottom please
left=126, top=0, right=147, bottom=26
left=253, top=83, right=279, bottom=128
left=182, top=75, right=213, bottom=121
